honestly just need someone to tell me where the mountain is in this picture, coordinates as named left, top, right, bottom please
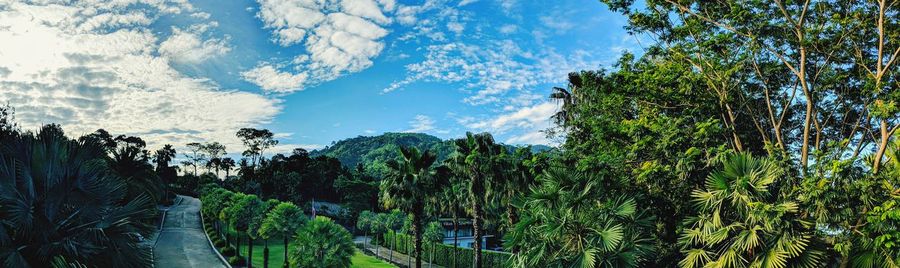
left=310, top=133, right=456, bottom=177
left=310, top=132, right=554, bottom=178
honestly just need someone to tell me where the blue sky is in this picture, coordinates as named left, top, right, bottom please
left=0, top=0, right=638, bottom=154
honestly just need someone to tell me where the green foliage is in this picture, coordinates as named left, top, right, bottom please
left=424, top=221, right=444, bottom=243
left=312, top=133, right=456, bottom=177
left=679, top=154, right=825, bottom=268
left=0, top=125, right=158, bottom=267
left=506, top=167, right=655, bottom=268
left=258, top=202, right=306, bottom=240
left=381, top=231, right=512, bottom=268
left=290, top=216, right=355, bottom=268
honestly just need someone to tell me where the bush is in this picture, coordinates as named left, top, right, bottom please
left=214, top=238, right=226, bottom=248
left=221, top=246, right=236, bottom=257
left=381, top=231, right=511, bottom=268
left=228, top=256, right=245, bottom=266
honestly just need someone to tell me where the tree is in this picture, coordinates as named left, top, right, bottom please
left=237, top=128, right=278, bottom=168
left=223, top=193, right=266, bottom=267
left=507, top=167, right=656, bottom=268
left=185, top=142, right=205, bottom=175
left=290, top=216, right=355, bottom=268
left=155, top=144, right=178, bottom=201
left=452, top=132, right=504, bottom=268
left=357, top=210, right=377, bottom=250
left=221, top=157, right=237, bottom=178
left=0, top=124, right=157, bottom=267
left=679, top=153, right=825, bottom=268
left=380, top=147, right=445, bottom=268
left=204, top=142, right=227, bottom=176
left=259, top=202, right=307, bottom=268
left=424, top=221, right=445, bottom=268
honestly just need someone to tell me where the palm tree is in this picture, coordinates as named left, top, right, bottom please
left=290, top=216, right=355, bottom=268
left=223, top=193, right=266, bottom=267
left=0, top=124, right=157, bottom=267
left=678, top=153, right=825, bottom=268
left=507, top=167, right=655, bottom=267
left=452, top=132, right=504, bottom=268
left=221, top=157, right=237, bottom=178
left=433, top=163, right=467, bottom=268
left=381, top=147, right=445, bottom=268
left=259, top=202, right=306, bottom=268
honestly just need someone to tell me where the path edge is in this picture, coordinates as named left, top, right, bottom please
left=199, top=200, right=233, bottom=268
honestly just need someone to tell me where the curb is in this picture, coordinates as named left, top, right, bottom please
left=199, top=199, right=233, bottom=268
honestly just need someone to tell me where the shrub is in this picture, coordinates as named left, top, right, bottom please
left=214, top=238, right=226, bottom=248
left=228, top=256, right=245, bottom=266
left=221, top=246, right=236, bottom=257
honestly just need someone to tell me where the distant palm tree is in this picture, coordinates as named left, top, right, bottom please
left=259, top=202, right=306, bottom=268
left=0, top=125, right=157, bottom=267
left=434, top=162, right=467, bottom=268
left=452, top=132, right=504, bottom=268
left=221, top=157, right=237, bottom=178
left=381, top=147, right=445, bottom=268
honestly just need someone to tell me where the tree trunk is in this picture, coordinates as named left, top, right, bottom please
left=237, top=234, right=242, bottom=258
left=412, top=208, right=424, bottom=268
left=263, top=239, right=269, bottom=268
left=389, top=232, right=394, bottom=262
left=248, top=236, right=254, bottom=268
left=283, top=236, right=289, bottom=268
left=429, top=243, right=434, bottom=268
left=472, top=174, right=484, bottom=268
left=452, top=214, right=459, bottom=268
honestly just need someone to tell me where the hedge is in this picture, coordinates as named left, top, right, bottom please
left=379, top=231, right=511, bottom=268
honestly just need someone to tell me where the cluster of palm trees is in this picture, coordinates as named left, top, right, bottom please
left=0, top=125, right=162, bottom=267
left=200, top=186, right=354, bottom=268
left=377, top=132, right=535, bottom=268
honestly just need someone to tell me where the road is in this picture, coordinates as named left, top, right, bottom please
left=154, top=195, right=228, bottom=268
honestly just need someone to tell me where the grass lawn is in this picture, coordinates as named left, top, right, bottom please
left=220, top=227, right=394, bottom=268
left=350, top=250, right=397, bottom=268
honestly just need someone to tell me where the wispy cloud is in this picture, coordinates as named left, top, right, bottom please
left=405, top=114, right=436, bottom=133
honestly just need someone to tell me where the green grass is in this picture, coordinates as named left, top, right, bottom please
left=215, top=224, right=394, bottom=267
left=350, top=250, right=397, bottom=268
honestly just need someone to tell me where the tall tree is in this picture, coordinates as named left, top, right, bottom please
left=380, top=147, right=445, bottom=268
left=452, top=132, right=504, bottom=268
left=236, top=128, right=278, bottom=168
left=259, top=202, right=306, bottom=268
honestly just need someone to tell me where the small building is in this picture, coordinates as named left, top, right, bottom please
left=436, top=218, right=493, bottom=250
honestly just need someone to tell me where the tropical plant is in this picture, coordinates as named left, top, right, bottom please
left=424, top=221, right=445, bottom=268
left=381, top=147, right=446, bottom=268
left=452, top=132, right=504, bottom=268
left=0, top=124, right=157, bottom=267
left=259, top=202, right=306, bottom=268
left=222, top=193, right=266, bottom=266
left=679, top=153, right=825, bottom=268
left=290, top=216, right=355, bottom=268
left=507, top=167, right=655, bottom=268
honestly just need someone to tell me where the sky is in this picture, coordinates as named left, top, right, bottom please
left=0, top=0, right=639, bottom=155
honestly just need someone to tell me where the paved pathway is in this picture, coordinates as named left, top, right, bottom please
left=154, top=195, right=228, bottom=268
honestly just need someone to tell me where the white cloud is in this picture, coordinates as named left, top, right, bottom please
left=539, top=15, right=574, bottom=32
left=158, top=27, right=230, bottom=64
left=465, top=102, right=558, bottom=145
left=459, top=0, right=480, bottom=6
left=447, top=21, right=465, bottom=35
left=0, top=1, right=280, bottom=153
left=499, top=24, right=517, bottom=34
left=405, top=114, right=436, bottom=133
left=384, top=41, right=601, bottom=105
left=249, top=0, right=394, bottom=92
left=241, top=65, right=308, bottom=93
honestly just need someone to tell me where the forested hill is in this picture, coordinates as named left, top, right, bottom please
left=310, top=132, right=552, bottom=177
